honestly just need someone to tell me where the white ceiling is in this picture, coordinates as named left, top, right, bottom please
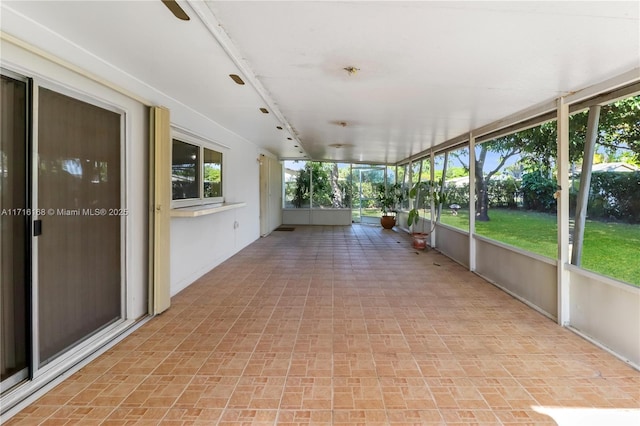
left=2, top=1, right=639, bottom=164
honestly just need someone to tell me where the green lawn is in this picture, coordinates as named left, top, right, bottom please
left=439, top=208, right=639, bottom=286
left=352, top=208, right=381, bottom=222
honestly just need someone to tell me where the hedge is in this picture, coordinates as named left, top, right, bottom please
left=443, top=171, right=640, bottom=224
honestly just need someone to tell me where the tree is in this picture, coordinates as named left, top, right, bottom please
left=474, top=140, right=521, bottom=221
left=475, top=96, right=639, bottom=221
left=291, top=162, right=349, bottom=208
left=329, top=163, right=343, bottom=208
left=571, top=96, right=640, bottom=163
left=291, top=162, right=322, bottom=207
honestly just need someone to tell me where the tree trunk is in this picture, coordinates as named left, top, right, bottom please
left=475, top=178, right=490, bottom=221
left=475, top=151, right=490, bottom=221
left=330, top=163, right=343, bottom=208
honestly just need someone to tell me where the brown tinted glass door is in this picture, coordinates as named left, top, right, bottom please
left=37, top=88, right=121, bottom=365
left=1, top=74, right=29, bottom=389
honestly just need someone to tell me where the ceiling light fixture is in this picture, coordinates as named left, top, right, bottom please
left=229, top=74, right=245, bottom=85
left=161, top=0, right=190, bottom=21
left=259, top=108, right=269, bottom=114
left=343, top=66, right=360, bottom=76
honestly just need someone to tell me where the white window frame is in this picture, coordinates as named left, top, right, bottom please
left=171, top=128, right=225, bottom=208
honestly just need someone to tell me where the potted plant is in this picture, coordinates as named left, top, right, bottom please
left=407, top=180, right=447, bottom=249
left=376, top=183, right=405, bottom=229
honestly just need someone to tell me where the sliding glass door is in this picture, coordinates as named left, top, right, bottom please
left=37, top=88, right=122, bottom=365
left=0, top=74, right=30, bottom=392
left=351, top=165, right=385, bottom=224
left=1, top=71, right=124, bottom=393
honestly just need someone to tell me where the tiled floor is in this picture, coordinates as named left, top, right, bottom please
left=7, top=225, right=640, bottom=425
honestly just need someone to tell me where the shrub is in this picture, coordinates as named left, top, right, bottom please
left=488, top=177, right=520, bottom=208
left=521, top=172, right=557, bottom=212
left=445, top=182, right=470, bottom=207
left=587, top=171, right=640, bottom=223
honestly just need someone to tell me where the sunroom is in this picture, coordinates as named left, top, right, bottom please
left=1, top=1, right=639, bottom=423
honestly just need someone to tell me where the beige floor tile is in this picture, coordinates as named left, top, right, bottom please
left=5, top=225, right=639, bottom=425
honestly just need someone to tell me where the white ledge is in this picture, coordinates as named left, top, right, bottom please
left=170, top=202, right=246, bottom=218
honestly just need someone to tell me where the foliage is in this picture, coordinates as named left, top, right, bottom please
left=204, top=167, right=220, bottom=182
left=204, top=166, right=221, bottom=197
left=289, top=162, right=351, bottom=208
left=376, top=182, right=406, bottom=215
left=467, top=95, right=640, bottom=221
left=445, top=182, right=470, bottom=207
left=445, top=166, right=468, bottom=179
left=409, top=181, right=434, bottom=210
left=407, top=209, right=421, bottom=228
left=571, top=96, right=640, bottom=163
left=290, top=162, right=315, bottom=207
left=407, top=180, right=448, bottom=231
left=521, top=172, right=557, bottom=212
left=444, top=177, right=524, bottom=210
left=407, top=181, right=432, bottom=229
left=487, top=178, right=520, bottom=208
left=352, top=167, right=385, bottom=209
left=571, top=171, right=640, bottom=223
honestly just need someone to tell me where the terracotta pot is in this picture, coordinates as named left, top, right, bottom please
left=380, top=215, right=396, bottom=229
left=412, top=232, right=428, bottom=249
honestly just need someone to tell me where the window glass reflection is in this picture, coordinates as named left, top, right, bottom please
left=204, top=148, right=222, bottom=198
left=172, top=140, right=199, bottom=200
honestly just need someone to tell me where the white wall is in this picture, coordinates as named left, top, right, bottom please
left=170, top=136, right=261, bottom=295
left=569, top=268, right=640, bottom=368
left=475, top=236, right=558, bottom=319
left=434, top=224, right=469, bottom=268
left=282, top=209, right=311, bottom=225
left=282, top=208, right=352, bottom=225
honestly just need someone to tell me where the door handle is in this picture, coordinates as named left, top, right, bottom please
left=33, top=219, right=42, bottom=236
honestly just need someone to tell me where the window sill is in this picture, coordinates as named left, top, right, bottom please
left=170, top=202, right=246, bottom=218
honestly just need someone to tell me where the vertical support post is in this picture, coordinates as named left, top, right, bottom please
left=557, top=97, right=570, bottom=325
left=571, top=105, right=601, bottom=266
left=468, top=133, right=476, bottom=271
left=429, top=150, right=435, bottom=247
left=309, top=163, right=313, bottom=208
left=408, top=160, right=414, bottom=210
left=416, top=159, right=423, bottom=234
left=259, top=154, right=268, bottom=236
left=439, top=152, right=449, bottom=221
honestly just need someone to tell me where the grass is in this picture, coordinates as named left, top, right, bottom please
left=348, top=205, right=638, bottom=285
left=352, top=208, right=382, bottom=222
left=580, top=220, right=640, bottom=286
left=439, top=208, right=640, bottom=286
